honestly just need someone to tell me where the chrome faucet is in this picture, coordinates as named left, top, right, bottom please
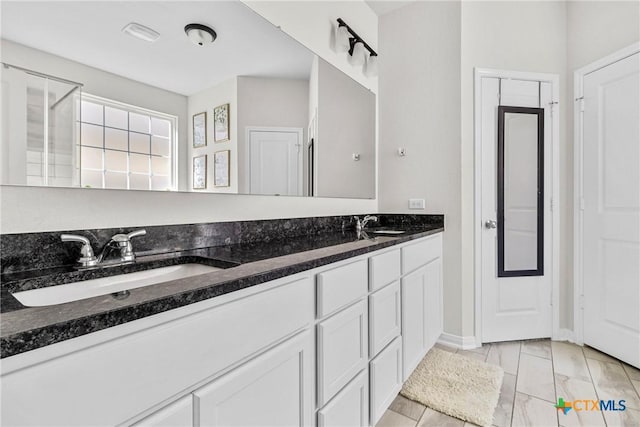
left=61, top=229, right=147, bottom=268
left=354, top=215, right=378, bottom=233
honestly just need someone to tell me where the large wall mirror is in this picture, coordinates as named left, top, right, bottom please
left=0, top=1, right=376, bottom=199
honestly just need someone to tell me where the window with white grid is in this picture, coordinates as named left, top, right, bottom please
left=79, top=94, right=177, bottom=191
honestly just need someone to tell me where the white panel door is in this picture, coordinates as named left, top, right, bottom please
left=248, top=129, right=302, bottom=196
left=582, top=53, right=640, bottom=368
left=480, top=77, right=553, bottom=342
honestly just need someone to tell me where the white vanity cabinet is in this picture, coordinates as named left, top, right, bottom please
left=0, top=276, right=315, bottom=427
left=1, top=231, right=444, bottom=427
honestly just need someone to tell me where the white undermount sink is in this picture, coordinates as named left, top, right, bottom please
left=12, top=264, right=221, bottom=307
left=371, top=230, right=406, bottom=235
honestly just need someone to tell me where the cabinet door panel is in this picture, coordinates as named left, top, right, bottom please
left=317, top=300, right=368, bottom=406
left=401, top=266, right=428, bottom=381
left=425, top=258, right=443, bottom=349
left=133, top=395, right=193, bottom=427
left=369, top=281, right=401, bottom=357
left=317, top=369, right=368, bottom=427
left=194, top=331, right=313, bottom=427
left=369, top=337, right=402, bottom=426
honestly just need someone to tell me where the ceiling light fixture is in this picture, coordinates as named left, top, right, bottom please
left=184, top=23, right=217, bottom=46
left=336, top=18, right=378, bottom=77
left=122, top=22, right=160, bottom=43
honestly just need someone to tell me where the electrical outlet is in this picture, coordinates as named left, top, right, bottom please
left=409, top=199, right=425, bottom=210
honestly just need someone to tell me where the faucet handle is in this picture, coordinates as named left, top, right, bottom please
left=61, top=234, right=98, bottom=267
left=111, top=229, right=146, bottom=244
left=110, top=229, right=146, bottom=262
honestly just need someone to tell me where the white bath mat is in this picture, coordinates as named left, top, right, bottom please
left=400, top=347, right=504, bottom=427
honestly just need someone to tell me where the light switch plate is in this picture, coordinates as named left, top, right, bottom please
left=409, top=199, right=425, bottom=210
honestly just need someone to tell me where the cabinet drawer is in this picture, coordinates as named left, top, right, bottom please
left=317, top=369, right=368, bottom=427
left=0, top=277, right=313, bottom=427
left=369, top=281, right=401, bottom=357
left=401, top=234, right=442, bottom=274
left=317, top=300, right=368, bottom=406
left=317, top=259, right=368, bottom=318
left=369, top=337, right=403, bottom=426
left=369, top=249, right=401, bottom=291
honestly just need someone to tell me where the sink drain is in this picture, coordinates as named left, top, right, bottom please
left=112, top=290, right=131, bottom=300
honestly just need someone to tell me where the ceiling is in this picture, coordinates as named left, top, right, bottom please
left=365, top=0, right=414, bottom=16
left=0, top=1, right=314, bottom=96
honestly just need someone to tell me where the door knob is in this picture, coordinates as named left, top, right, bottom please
left=485, top=220, right=497, bottom=229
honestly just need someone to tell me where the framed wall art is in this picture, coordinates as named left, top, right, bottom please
left=213, top=103, right=230, bottom=142
left=192, top=112, right=207, bottom=148
left=214, top=150, right=230, bottom=187
left=193, top=155, right=207, bottom=189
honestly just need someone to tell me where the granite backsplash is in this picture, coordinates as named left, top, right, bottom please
left=0, top=214, right=444, bottom=275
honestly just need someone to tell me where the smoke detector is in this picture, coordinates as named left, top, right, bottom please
left=184, top=24, right=217, bottom=46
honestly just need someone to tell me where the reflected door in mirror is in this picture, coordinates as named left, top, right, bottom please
left=248, top=128, right=303, bottom=196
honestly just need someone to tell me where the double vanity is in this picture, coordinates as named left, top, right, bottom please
left=0, top=214, right=444, bottom=426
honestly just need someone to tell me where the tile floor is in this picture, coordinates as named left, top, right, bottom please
left=376, top=340, right=640, bottom=427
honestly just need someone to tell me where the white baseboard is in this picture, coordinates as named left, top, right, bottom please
left=437, top=333, right=478, bottom=350
left=553, top=328, right=577, bottom=344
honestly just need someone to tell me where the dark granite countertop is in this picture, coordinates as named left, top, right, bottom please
left=0, top=225, right=443, bottom=358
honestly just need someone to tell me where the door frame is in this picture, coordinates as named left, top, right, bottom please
left=244, top=126, right=304, bottom=195
left=572, top=42, right=640, bottom=346
left=473, top=68, right=561, bottom=347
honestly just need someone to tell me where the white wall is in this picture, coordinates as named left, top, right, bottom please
left=0, top=1, right=378, bottom=234
left=188, top=78, right=238, bottom=194
left=0, top=39, right=190, bottom=190
left=236, top=76, right=310, bottom=193
left=243, top=1, right=378, bottom=94
left=316, top=57, right=376, bottom=199
left=378, top=1, right=462, bottom=335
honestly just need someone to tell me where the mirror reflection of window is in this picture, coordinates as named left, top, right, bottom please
left=78, top=95, right=177, bottom=191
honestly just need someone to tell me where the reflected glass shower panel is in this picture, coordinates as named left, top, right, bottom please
left=1, top=64, right=81, bottom=186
